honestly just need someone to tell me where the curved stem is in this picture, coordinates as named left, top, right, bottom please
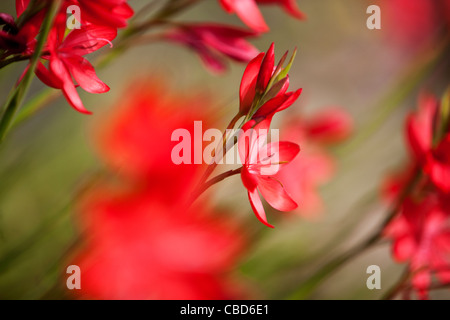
left=191, top=168, right=242, bottom=202
left=382, top=269, right=410, bottom=300
left=0, top=55, right=32, bottom=70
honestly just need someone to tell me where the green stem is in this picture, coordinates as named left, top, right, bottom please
left=191, top=168, right=242, bottom=202
left=288, top=167, right=421, bottom=300
left=0, top=0, right=62, bottom=143
left=381, top=269, right=410, bottom=300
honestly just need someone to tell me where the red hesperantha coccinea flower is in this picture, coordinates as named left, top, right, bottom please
left=70, top=79, right=247, bottom=299
left=236, top=43, right=303, bottom=227
left=380, top=0, right=450, bottom=49
left=383, top=92, right=450, bottom=299
left=219, top=0, right=305, bottom=32
left=165, top=23, right=260, bottom=73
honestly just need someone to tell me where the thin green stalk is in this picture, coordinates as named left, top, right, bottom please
left=0, top=0, right=62, bottom=143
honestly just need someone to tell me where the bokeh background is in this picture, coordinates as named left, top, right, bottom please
left=0, top=0, right=449, bottom=299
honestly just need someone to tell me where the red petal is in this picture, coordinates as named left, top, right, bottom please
left=227, top=0, right=269, bottom=32
left=50, top=57, right=92, bottom=114
left=280, top=0, right=306, bottom=19
left=35, top=61, right=62, bottom=89
left=248, top=189, right=274, bottom=228
left=256, top=43, right=274, bottom=93
left=392, top=235, right=416, bottom=262
left=240, top=53, right=264, bottom=114
left=61, top=25, right=117, bottom=56
left=306, top=107, right=353, bottom=144
left=256, top=0, right=306, bottom=19
left=16, top=0, right=29, bottom=17
left=258, top=176, right=297, bottom=212
left=406, top=93, right=438, bottom=162
left=253, top=89, right=302, bottom=119
left=65, top=56, right=110, bottom=94
left=425, top=142, right=450, bottom=193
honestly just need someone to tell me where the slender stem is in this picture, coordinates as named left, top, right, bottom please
left=191, top=168, right=242, bottom=202
left=0, top=55, right=32, bottom=69
left=382, top=269, right=411, bottom=300
left=288, top=167, right=422, bottom=300
left=196, top=113, right=243, bottom=189
left=0, top=0, right=62, bottom=143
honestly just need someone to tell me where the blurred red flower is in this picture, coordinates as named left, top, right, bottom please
left=275, top=107, right=353, bottom=218
left=381, top=0, right=450, bottom=49
left=96, top=80, right=214, bottom=202
left=383, top=92, right=450, bottom=299
left=406, top=93, right=450, bottom=193
left=219, top=0, right=305, bottom=32
left=69, top=79, right=247, bottom=299
left=165, top=24, right=260, bottom=73
left=72, top=185, right=245, bottom=300
left=384, top=195, right=450, bottom=299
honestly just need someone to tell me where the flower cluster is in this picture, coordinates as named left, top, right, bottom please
left=384, top=93, right=450, bottom=299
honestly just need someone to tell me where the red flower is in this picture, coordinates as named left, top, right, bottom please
left=381, top=0, right=449, bottom=49
left=35, top=20, right=117, bottom=114
left=406, top=93, right=450, bottom=193
left=240, top=43, right=302, bottom=117
left=274, top=107, right=353, bottom=218
left=384, top=195, right=450, bottom=299
left=238, top=119, right=300, bottom=228
left=219, top=0, right=305, bottom=32
left=165, top=24, right=260, bottom=73
left=96, top=80, right=215, bottom=198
